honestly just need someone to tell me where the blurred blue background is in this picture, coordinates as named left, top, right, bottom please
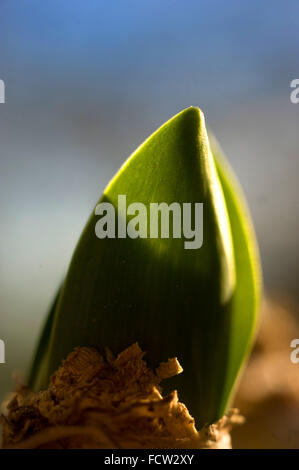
left=0, top=0, right=299, bottom=400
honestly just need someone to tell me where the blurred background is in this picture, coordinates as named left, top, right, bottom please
left=0, top=0, right=299, bottom=447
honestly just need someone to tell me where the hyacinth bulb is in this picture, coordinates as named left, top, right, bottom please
left=29, top=107, right=261, bottom=426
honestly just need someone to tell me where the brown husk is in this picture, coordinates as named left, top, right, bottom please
left=1, top=343, right=242, bottom=449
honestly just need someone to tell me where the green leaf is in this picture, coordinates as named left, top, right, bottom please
left=28, top=286, right=61, bottom=390
left=210, top=135, right=262, bottom=413
left=29, top=107, right=261, bottom=426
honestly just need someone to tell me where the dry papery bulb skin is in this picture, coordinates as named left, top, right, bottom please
left=1, top=343, right=243, bottom=449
